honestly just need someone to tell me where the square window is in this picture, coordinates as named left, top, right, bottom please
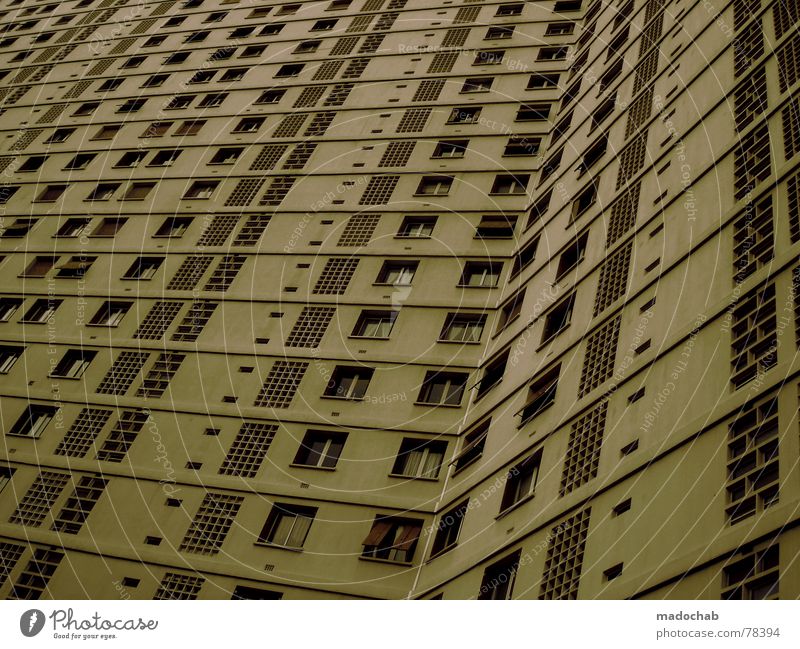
left=155, top=216, right=192, bottom=238
left=20, top=298, right=61, bottom=322
left=460, top=261, right=501, bottom=287
left=22, top=256, right=58, bottom=277
left=311, top=19, right=337, bottom=30
left=398, top=215, right=436, bottom=237
left=165, top=95, right=195, bottom=110
left=392, top=438, right=447, bottom=478
left=7, top=404, right=57, bottom=438
left=294, top=40, right=321, bottom=54
left=89, top=301, right=131, bottom=327
left=258, top=504, right=317, bottom=548
left=454, top=420, right=489, bottom=471
left=86, top=183, right=120, bottom=201
left=123, top=257, right=164, bottom=280
left=255, top=89, right=286, bottom=104
left=495, top=3, right=523, bottom=16
left=51, top=349, right=96, bottom=378
left=491, top=174, right=529, bottom=195
left=0, top=345, right=23, bottom=373
left=275, top=63, right=303, bottom=77
left=121, top=56, right=146, bottom=68
left=352, top=310, right=397, bottom=338
left=114, top=151, right=147, bottom=169
left=486, top=26, right=514, bottom=39
left=122, top=182, right=156, bottom=200
left=174, top=120, right=206, bottom=136
left=1, top=218, right=37, bottom=238
left=0, top=297, right=23, bottom=322
left=72, top=101, right=99, bottom=116
left=209, top=147, right=242, bottom=164
left=500, top=451, right=541, bottom=511
left=92, top=124, right=122, bottom=140
left=44, top=128, right=75, bottom=144
left=55, top=218, right=90, bottom=238
left=362, top=516, right=423, bottom=563
left=117, top=99, right=146, bottom=113
left=447, top=106, right=481, bottom=124
left=516, top=103, right=551, bottom=121
left=541, top=292, right=576, bottom=342
left=440, top=312, right=486, bottom=342
left=520, top=365, right=560, bottom=423
left=432, top=140, right=467, bottom=158
left=141, top=122, right=173, bottom=138
left=473, top=50, right=505, bottom=65
left=416, top=175, right=453, bottom=195
left=376, top=260, right=418, bottom=285
left=34, top=184, right=66, bottom=202
left=183, top=181, right=219, bottom=199
left=55, top=255, right=96, bottom=278
left=92, top=218, right=127, bottom=237
left=219, top=68, right=247, bottom=82
left=324, top=366, right=374, bottom=400
left=504, top=135, right=541, bottom=156
left=556, top=231, right=589, bottom=279
left=538, top=46, right=568, bottom=61
left=431, top=500, right=468, bottom=556
left=527, top=72, right=560, bottom=89
left=479, top=551, right=521, bottom=599
left=63, top=153, right=96, bottom=170
left=293, top=431, right=347, bottom=469
left=418, top=371, right=468, bottom=406
left=197, top=93, right=227, bottom=108
left=461, top=77, right=493, bottom=93
left=232, top=117, right=264, bottom=133
left=149, top=150, right=182, bottom=167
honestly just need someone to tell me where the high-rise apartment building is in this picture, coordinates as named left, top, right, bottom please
left=0, top=0, right=798, bottom=601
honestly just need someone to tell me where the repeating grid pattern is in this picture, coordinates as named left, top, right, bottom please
left=428, top=52, right=459, bottom=74
left=9, top=472, right=71, bottom=527
left=283, top=143, right=318, bottom=169
left=136, top=353, right=186, bottom=398
left=633, top=49, right=659, bottom=94
left=734, top=21, right=764, bottom=78
left=726, top=392, right=779, bottom=523
left=442, top=27, right=469, bottom=48
left=606, top=182, right=641, bottom=246
left=171, top=301, right=219, bottom=342
left=197, top=215, right=239, bottom=247
left=204, top=255, right=246, bottom=292
left=304, top=112, right=336, bottom=136
left=731, top=282, right=778, bottom=388
left=259, top=177, right=296, bottom=206
left=733, top=195, right=774, bottom=283
left=273, top=114, right=308, bottom=138
left=285, top=307, right=337, bottom=348
left=153, top=573, right=205, bottom=600
left=538, top=508, right=592, bottom=600
left=233, top=214, right=271, bottom=246
left=337, top=214, right=381, bottom=246
left=347, top=15, right=373, bottom=33
left=250, top=144, right=289, bottom=170
left=783, top=96, right=800, bottom=160
left=133, top=302, right=183, bottom=340
left=294, top=86, right=326, bottom=108
left=734, top=66, right=768, bottom=132
left=454, top=6, right=481, bottom=23
left=359, top=175, right=399, bottom=204
left=36, top=104, right=67, bottom=124
left=179, top=493, right=244, bottom=555
left=397, top=107, right=432, bottom=133
left=624, top=86, right=654, bottom=138
left=358, top=35, right=385, bottom=54
left=615, top=132, right=648, bottom=188
left=54, top=408, right=113, bottom=458
left=96, top=410, right=149, bottom=463
left=224, top=178, right=265, bottom=207
left=413, top=79, right=446, bottom=102
left=325, top=83, right=354, bottom=106
left=254, top=361, right=309, bottom=408
left=774, top=0, right=800, bottom=39
left=219, top=423, right=279, bottom=477
left=0, top=542, right=25, bottom=588
left=343, top=58, right=370, bottom=79
left=51, top=477, right=109, bottom=534
left=777, top=32, right=800, bottom=93
left=578, top=315, right=621, bottom=398
left=560, top=402, right=608, bottom=496
left=379, top=141, right=416, bottom=167
left=331, top=36, right=359, bottom=56
left=638, top=11, right=664, bottom=56
left=734, top=123, right=772, bottom=199
left=313, top=258, right=360, bottom=294
left=7, top=549, right=64, bottom=600
left=788, top=170, right=800, bottom=243
left=312, top=60, right=343, bottom=80
left=96, top=351, right=150, bottom=395
left=166, top=256, right=213, bottom=291
left=594, top=242, right=633, bottom=315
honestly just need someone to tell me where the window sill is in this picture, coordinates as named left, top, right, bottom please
left=320, top=395, right=365, bottom=403
left=47, top=374, right=84, bottom=380
left=456, top=284, right=498, bottom=289
left=358, top=555, right=412, bottom=567
left=517, top=401, right=555, bottom=428
left=413, top=401, right=462, bottom=408
left=84, top=323, right=119, bottom=328
left=436, top=338, right=481, bottom=345
left=372, top=282, right=413, bottom=288
left=451, top=454, right=482, bottom=475
left=289, top=463, right=337, bottom=472
left=348, top=335, right=390, bottom=341
left=253, top=542, right=303, bottom=553
left=394, top=235, right=431, bottom=240
left=18, top=319, right=46, bottom=324
left=5, top=432, right=41, bottom=439
left=496, top=492, right=536, bottom=520
left=387, top=473, right=439, bottom=482
left=413, top=193, right=450, bottom=198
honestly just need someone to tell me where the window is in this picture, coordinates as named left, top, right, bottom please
left=35, top=184, right=66, bottom=202
left=0, top=186, right=20, bottom=203
left=362, top=517, right=423, bottom=563
left=183, top=181, right=219, bottom=199
left=241, top=45, right=266, bottom=58
left=722, top=542, right=779, bottom=599
left=165, top=95, right=194, bottom=110
left=8, top=404, right=57, bottom=438
left=324, top=366, right=374, bottom=399
left=18, top=156, right=47, bottom=172
left=204, top=11, right=227, bottom=22
left=184, top=30, right=209, bottom=43
left=578, top=135, right=608, bottom=173
left=516, top=103, right=550, bottom=121
left=255, top=89, right=286, bottom=104
left=232, top=117, right=264, bottom=133
left=447, top=106, right=481, bottom=124
left=92, top=218, right=126, bottom=237
left=247, top=7, right=272, bottom=18
left=72, top=101, right=99, bottom=116
left=89, top=301, right=131, bottom=327
left=491, top=174, right=529, bottom=194
left=572, top=182, right=598, bottom=220
left=121, top=56, right=146, bottom=69
left=277, top=3, right=301, bottom=15
left=293, top=431, right=347, bottom=469
left=275, top=64, right=304, bottom=78
left=295, top=39, right=321, bottom=53
left=259, top=23, right=285, bottom=36
left=0, top=297, right=23, bottom=322
left=538, top=46, right=568, bottom=61
left=418, top=371, right=468, bottom=406
left=51, top=349, right=96, bottom=378
left=461, top=77, right=493, bottom=93
left=86, top=183, right=119, bottom=201
left=188, top=70, right=214, bottom=84
left=92, top=124, right=121, bottom=140
left=1, top=218, right=36, bottom=238
left=431, top=501, right=468, bottom=557
left=477, top=351, right=509, bottom=398
left=476, top=214, right=516, bottom=238
left=478, top=551, right=521, bottom=599
left=143, top=35, right=166, bottom=47
left=504, top=135, right=540, bottom=157
left=97, top=78, right=123, bottom=92
left=527, top=72, right=560, bottom=89
left=556, top=232, right=589, bottom=280
left=229, top=26, right=255, bottom=38
left=44, top=128, right=75, bottom=144
left=149, top=150, right=182, bottom=167
left=398, top=215, right=436, bottom=238
left=496, top=3, right=523, bottom=15
left=392, top=439, right=447, bottom=479
left=258, top=504, right=317, bottom=549
left=0, top=466, right=12, bottom=493
left=174, top=120, right=205, bottom=136
left=219, top=68, right=247, bottom=82
left=0, top=345, right=23, bottom=373
left=440, top=313, right=486, bottom=342
left=460, top=261, right=501, bottom=287
left=197, top=93, right=227, bottom=108
left=20, top=298, right=61, bottom=323
left=155, top=217, right=192, bottom=239
left=432, top=141, right=467, bottom=159
left=352, top=310, right=397, bottom=338
left=416, top=175, right=453, bottom=195
left=500, top=451, right=542, bottom=512
left=520, top=365, right=560, bottom=423
left=486, top=26, right=514, bottom=39
left=311, top=19, right=337, bottom=30
left=123, top=257, right=163, bottom=280
left=542, top=292, right=576, bottom=342
left=122, top=182, right=156, bottom=200
left=546, top=22, right=575, bottom=35
left=63, top=153, right=96, bottom=170
left=376, top=261, right=418, bottom=285
left=55, top=255, right=96, bottom=278
left=141, top=122, right=172, bottom=138
left=117, top=98, right=146, bottom=113
left=21, top=256, right=57, bottom=277
left=454, top=420, right=490, bottom=471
